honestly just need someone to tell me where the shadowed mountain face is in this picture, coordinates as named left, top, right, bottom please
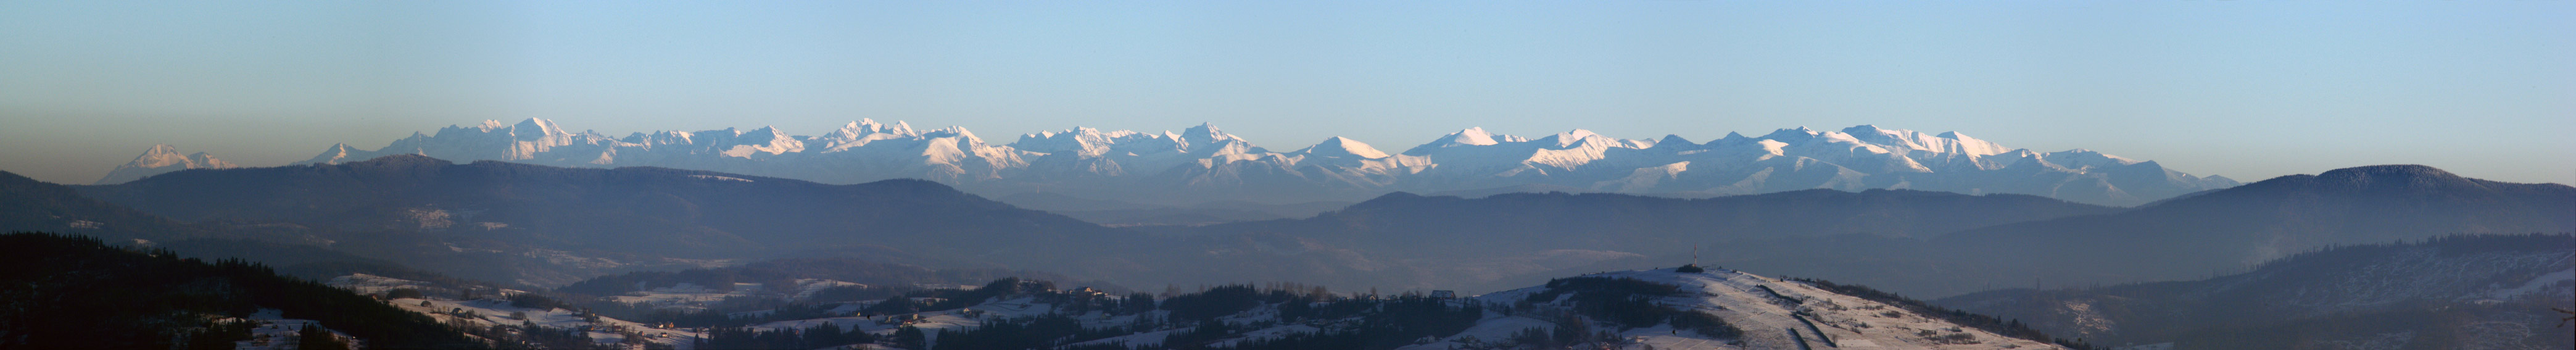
left=997, top=192, right=1356, bottom=227
left=1159, top=189, right=2125, bottom=293
left=25, top=155, right=2121, bottom=293
left=80, top=155, right=1112, bottom=256
left=70, top=155, right=1149, bottom=286
left=1924, top=165, right=2576, bottom=291
left=1153, top=164, right=2573, bottom=299
left=1935, top=233, right=2575, bottom=349
left=0, top=169, right=202, bottom=241
left=1228, top=188, right=2116, bottom=246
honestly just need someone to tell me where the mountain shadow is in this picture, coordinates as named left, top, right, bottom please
left=1936, top=233, right=2574, bottom=349
left=0, top=169, right=205, bottom=242
left=70, top=154, right=1151, bottom=286
left=1928, top=164, right=2575, bottom=291
left=1159, top=188, right=2123, bottom=293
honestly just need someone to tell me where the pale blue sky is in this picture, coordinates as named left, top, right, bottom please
left=2, top=1, right=2569, bottom=185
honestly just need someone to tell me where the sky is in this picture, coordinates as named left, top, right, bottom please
left=2, top=1, right=2570, bottom=185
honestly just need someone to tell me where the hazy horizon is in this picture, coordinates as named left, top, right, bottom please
left=5, top=1, right=2570, bottom=185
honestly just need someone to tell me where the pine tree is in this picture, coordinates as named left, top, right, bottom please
left=297, top=324, right=351, bottom=350
left=892, top=326, right=927, bottom=349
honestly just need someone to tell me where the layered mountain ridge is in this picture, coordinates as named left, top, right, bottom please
left=68, top=154, right=1143, bottom=286
left=147, top=119, right=2241, bottom=206
left=1929, top=164, right=2576, bottom=288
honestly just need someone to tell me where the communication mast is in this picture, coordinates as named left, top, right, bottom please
left=1676, top=244, right=1707, bottom=273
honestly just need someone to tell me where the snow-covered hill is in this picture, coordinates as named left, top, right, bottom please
left=1448, top=268, right=2075, bottom=350
left=257, top=119, right=2232, bottom=206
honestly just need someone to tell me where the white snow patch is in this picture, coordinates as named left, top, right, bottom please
left=689, top=175, right=753, bottom=182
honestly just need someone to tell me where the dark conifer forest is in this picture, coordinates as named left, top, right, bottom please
left=0, top=231, right=486, bottom=349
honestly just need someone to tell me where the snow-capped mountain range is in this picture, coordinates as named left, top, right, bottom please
left=175, top=119, right=2232, bottom=206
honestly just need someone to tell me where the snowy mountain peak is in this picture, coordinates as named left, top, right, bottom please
left=1179, top=123, right=1245, bottom=146
left=1543, top=129, right=1605, bottom=148
left=300, top=143, right=361, bottom=165
left=184, top=152, right=222, bottom=165
left=141, top=144, right=180, bottom=157
left=512, top=118, right=563, bottom=136
left=930, top=127, right=985, bottom=144
left=1837, top=125, right=2012, bottom=157
left=745, top=125, right=787, bottom=138
left=1297, top=136, right=1391, bottom=159
left=1447, top=127, right=1501, bottom=145
left=1840, top=125, right=1904, bottom=141
left=814, top=119, right=926, bottom=151
left=129, top=144, right=186, bottom=166
left=1757, top=127, right=1823, bottom=143
left=95, top=144, right=239, bottom=185
left=1401, top=127, right=1504, bottom=156
left=839, top=119, right=918, bottom=136
left=1012, top=127, right=1151, bottom=156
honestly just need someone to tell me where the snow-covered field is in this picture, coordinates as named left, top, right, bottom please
left=328, top=273, right=706, bottom=349
left=323, top=268, right=2068, bottom=350
left=607, top=278, right=872, bottom=310
left=326, top=273, right=437, bottom=295
left=605, top=281, right=761, bottom=308
left=226, top=309, right=362, bottom=350
left=394, top=297, right=704, bottom=349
